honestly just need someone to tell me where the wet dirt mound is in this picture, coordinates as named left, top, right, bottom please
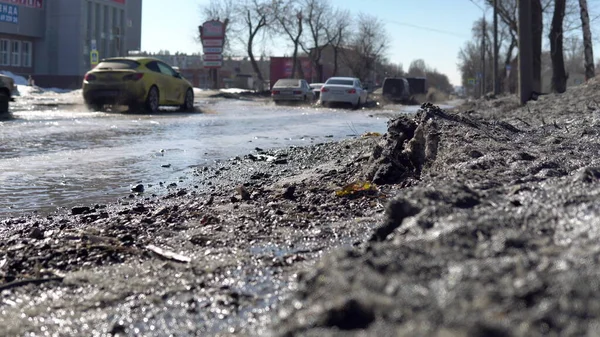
left=274, top=81, right=600, bottom=336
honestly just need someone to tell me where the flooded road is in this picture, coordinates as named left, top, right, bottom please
left=0, top=93, right=420, bottom=217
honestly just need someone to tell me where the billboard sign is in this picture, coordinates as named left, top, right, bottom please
left=202, top=39, right=223, bottom=47
left=200, top=20, right=226, bottom=69
left=0, top=0, right=42, bottom=9
left=0, top=4, right=17, bottom=23
left=203, top=47, right=222, bottom=53
left=203, top=61, right=222, bottom=68
left=201, top=20, right=225, bottom=39
left=203, top=54, right=222, bottom=61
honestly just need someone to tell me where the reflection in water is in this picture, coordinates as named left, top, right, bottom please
left=0, top=100, right=406, bottom=217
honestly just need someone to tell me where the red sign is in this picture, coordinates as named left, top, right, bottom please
left=201, top=20, right=225, bottom=39
left=0, top=0, right=43, bottom=8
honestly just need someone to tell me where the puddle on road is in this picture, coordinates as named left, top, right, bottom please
left=0, top=99, right=414, bottom=217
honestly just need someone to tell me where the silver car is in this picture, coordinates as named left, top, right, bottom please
left=271, top=79, right=314, bottom=104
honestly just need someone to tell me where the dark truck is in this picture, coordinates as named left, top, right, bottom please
left=405, top=77, right=428, bottom=96
left=381, top=76, right=429, bottom=104
left=381, top=77, right=410, bottom=103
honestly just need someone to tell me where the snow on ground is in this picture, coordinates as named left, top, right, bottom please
left=1, top=71, right=75, bottom=97
left=220, top=88, right=253, bottom=94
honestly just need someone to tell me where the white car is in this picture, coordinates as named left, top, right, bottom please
left=320, top=77, right=368, bottom=109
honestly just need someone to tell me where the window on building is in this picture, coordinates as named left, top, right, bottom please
left=11, top=40, right=20, bottom=67
left=22, top=41, right=32, bottom=67
left=0, top=39, right=9, bottom=66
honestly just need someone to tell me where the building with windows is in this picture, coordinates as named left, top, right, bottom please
left=0, top=0, right=141, bottom=88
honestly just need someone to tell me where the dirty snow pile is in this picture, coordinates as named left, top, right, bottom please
left=0, top=70, right=73, bottom=96
left=274, top=78, right=600, bottom=336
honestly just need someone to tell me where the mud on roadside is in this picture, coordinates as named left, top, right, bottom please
left=273, top=78, right=600, bottom=337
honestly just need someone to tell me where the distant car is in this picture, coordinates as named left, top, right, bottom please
left=320, top=77, right=368, bottom=109
left=82, top=57, right=194, bottom=112
left=381, top=77, right=411, bottom=103
left=309, top=83, right=324, bottom=100
left=271, top=78, right=314, bottom=104
left=0, top=74, right=15, bottom=114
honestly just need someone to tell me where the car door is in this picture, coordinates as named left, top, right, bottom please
left=145, top=61, right=170, bottom=104
left=156, top=61, right=181, bottom=104
left=357, top=80, right=367, bottom=102
left=354, top=80, right=362, bottom=102
left=301, top=80, right=311, bottom=100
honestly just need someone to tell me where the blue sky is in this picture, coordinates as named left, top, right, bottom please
left=140, top=0, right=595, bottom=86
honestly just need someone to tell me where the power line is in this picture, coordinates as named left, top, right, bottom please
left=384, top=19, right=469, bottom=39
left=469, top=0, right=485, bottom=12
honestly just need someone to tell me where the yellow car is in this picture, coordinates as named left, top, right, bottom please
left=82, top=57, right=194, bottom=112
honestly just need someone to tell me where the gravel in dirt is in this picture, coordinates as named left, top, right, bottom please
left=2, top=78, right=600, bottom=336
left=0, top=128, right=390, bottom=336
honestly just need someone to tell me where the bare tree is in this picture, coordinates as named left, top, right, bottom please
left=407, top=59, right=427, bottom=77
left=550, top=0, right=568, bottom=93
left=484, top=0, right=551, bottom=92
left=325, top=8, right=351, bottom=76
left=273, top=0, right=305, bottom=79
left=380, top=61, right=404, bottom=78
left=240, top=0, right=274, bottom=90
left=532, top=0, right=543, bottom=92
left=299, top=0, right=334, bottom=82
left=342, top=13, right=389, bottom=81
left=578, top=0, right=595, bottom=80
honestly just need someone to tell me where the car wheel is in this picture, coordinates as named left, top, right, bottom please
left=85, top=101, right=103, bottom=112
left=180, top=88, right=194, bottom=112
left=353, top=97, right=361, bottom=110
left=145, top=86, right=159, bottom=113
left=0, top=91, right=9, bottom=114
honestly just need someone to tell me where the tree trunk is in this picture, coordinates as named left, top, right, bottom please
left=247, top=11, right=265, bottom=91
left=291, top=16, right=303, bottom=79
left=332, top=47, right=339, bottom=76
left=313, top=50, right=323, bottom=83
left=291, top=41, right=299, bottom=78
left=579, top=0, right=595, bottom=80
left=550, top=0, right=568, bottom=93
left=531, top=0, right=543, bottom=93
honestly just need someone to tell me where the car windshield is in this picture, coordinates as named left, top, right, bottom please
left=326, top=79, right=354, bottom=86
left=274, top=79, right=301, bottom=87
left=96, top=59, right=140, bottom=70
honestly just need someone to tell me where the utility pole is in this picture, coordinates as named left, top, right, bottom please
left=493, top=0, right=499, bottom=95
left=481, top=16, right=486, bottom=96
left=518, top=0, right=533, bottom=104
